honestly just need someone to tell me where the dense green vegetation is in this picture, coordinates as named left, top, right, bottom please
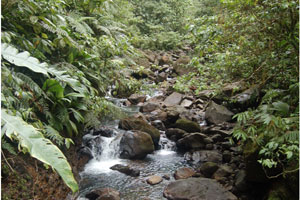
left=1, top=0, right=298, bottom=196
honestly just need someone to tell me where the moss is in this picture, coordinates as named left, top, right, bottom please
left=267, top=181, right=296, bottom=200
left=174, top=118, right=201, bottom=133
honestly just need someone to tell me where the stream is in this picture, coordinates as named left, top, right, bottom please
left=77, top=92, right=193, bottom=200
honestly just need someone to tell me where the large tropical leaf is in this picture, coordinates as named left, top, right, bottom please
left=1, top=43, right=49, bottom=76
left=1, top=109, right=78, bottom=193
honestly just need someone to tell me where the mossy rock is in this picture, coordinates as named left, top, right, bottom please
left=174, top=118, right=201, bottom=133
left=119, top=118, right=160, bottom=147
left=267, top=181, right=296, bottom=200
left=243, top=140, right=268, bottom=183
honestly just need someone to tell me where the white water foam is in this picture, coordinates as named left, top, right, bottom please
left=83, top=136, right=122, bottom=174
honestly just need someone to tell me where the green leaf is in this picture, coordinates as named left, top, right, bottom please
left=272, top=101, right=290, bottom=116
left=1, top=43, right=49, bottom=75
left=1, top=109, right=78, bottom=192
left=42, top=79, right=64, bottom=99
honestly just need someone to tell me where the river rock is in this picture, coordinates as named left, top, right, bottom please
left=119, top=131, right=154, bottom=159
left=174, top=167, right=196, bottom=180
left=165, top=128, right=187, bottom=141
left=164, top=92, right=183, bottom=107
left=93, top=128, right=115, bottom=137
left=205, top=101, right=234, bottom=124
left=213, top=165, right=233, bottom=181
left=151, top=120, right=166, bottom=131
left=234, top=170, right=247, bottom=192
left=176, top=133, right=209, bottom=150
left=174, top=118, right=201, bottom=133
left=128, top=94, right=147, bottom=105
left=146, top=175, right=163, bottom=185
left=141, top=102, right=159, bottom=113
left=119, top=118, right=160, bottom=146
left=185, top=150, right=222, bottom=163
left=180, top=99, right=193, bottom=108
left=110, top=164, right=140, bottom=177
left=156, top=72, right=167, bottom=82
left=85, top=188, right=120, bottom=200
left=173, top=56, right=191, bottom=75
left=230, top=85, right=260, bottom=110
left=200, top=162, right=219, bottom=178
left=163, top=177, right=237, bottom=200
left=222, top=150, right=232, bottom=163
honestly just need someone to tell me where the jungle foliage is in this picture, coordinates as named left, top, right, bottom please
left=1, top=0, right=299, bottom=194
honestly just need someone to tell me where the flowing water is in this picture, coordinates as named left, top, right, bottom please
left=77, top=92, right=192, bottom=200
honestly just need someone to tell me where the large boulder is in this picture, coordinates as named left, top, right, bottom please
left=164, top=92, right=183, bottom=107
left=85, top=188, right=120, bottom=200
left=230, top=85, right=260, bottom=110
left=165, top=128, right=187, bottom=141
left=174, top=118, right=201, bottom=133
left=205, top=101, right=234, bottom=125
left=119, top=131, right=154, bottom=159
left=119, top=118, right=160, bottom=146
left=177, top=133, right=210, bottom=150
left=163, top=178, right=237, bottom=200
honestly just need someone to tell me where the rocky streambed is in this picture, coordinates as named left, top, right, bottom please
left=70, top=50, right=282, bottom=200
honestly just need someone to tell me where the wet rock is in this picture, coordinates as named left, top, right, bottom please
left=234, top=170, right=247, bottom=192
left=119, top=131, right=154, bottom=159
left=164, top=92, right=183, bottom=107
left=163, top=174, right=171, bottom=180
left=222, top=150, right=232, bottom=163
left=141, top=102, right=160, bottom=113
left=213, top=165, right=233, bottom=181
left=221, top=141, right=233, bottom=150
left=200, top=162, right=219, bottom=178
left=174, top=118, right=201, bottom=133
left=211, top=134, right=223, bottom=142
left=151, top=120, right=166, bottom=131
left=146, top=175, right=163, bottom=185
left=180, top=99, right=193, bottom=108
left=266, top=181, right=296, bottom=200
left=165, top=128, right=187, bottom=141
left=119, top=118, right=160, bottom=146
left=185, top=150, right=222, bottom=163
left=163, top=177, right=237, bottom=200
left=93, top=128, right=115, bottom=137
left=176, top=133, right=208, bottom=150
left=174, top=167, right=196, bottom=180
left=205, top=101, right=234, bottom=124
left=110, top=164, right=140, bottom=177
left=85, top=188, right=120, bottom=200
left=206, top=127, right=232, bottom=138
left=77, top=147, right=93, bottom=171
left=128, top=94, right=147, bottom=105
left=82, top=135, right=103, bottom=155
left=205, top=144, right=214, bottom=150
left=230, top=85, right=260, bottom=110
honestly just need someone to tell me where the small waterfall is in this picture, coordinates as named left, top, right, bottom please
left=157, top=131, right=176, bottom=155
left=83, top=134, right=123, bottom=174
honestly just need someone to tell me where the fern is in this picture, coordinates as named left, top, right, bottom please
left=1, top=109, right=78, bottom=192
left=1, top=139, right=17, bottom=156
left=44, top=125, right=64, bottom=146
